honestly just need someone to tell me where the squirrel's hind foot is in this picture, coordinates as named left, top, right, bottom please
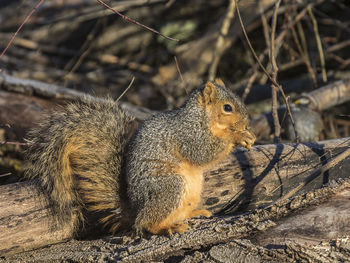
left=189, top=209, right=212, bottom=218
left=147, top=222, right=190, bottom=236
left=166, top=223, right=190, bottom=236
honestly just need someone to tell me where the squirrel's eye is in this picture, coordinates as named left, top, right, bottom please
left=223, top=104, right=233, bottom=112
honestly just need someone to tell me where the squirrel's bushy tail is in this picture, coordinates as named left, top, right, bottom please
left=24, top=98, right=134, bottom=235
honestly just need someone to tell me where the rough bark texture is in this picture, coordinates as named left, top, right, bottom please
left=2, top=180, right=349, bottom=262
left=0, top=182, right=73, bottom=256
left=301, top=78, right=350, bottom=111
left=253, top=187, right=350, bottom=246
left=203, top=137, right=350, bottom=213
left=0, top=138, right=349, bottom=257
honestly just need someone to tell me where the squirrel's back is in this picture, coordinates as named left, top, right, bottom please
left=25, top=98, right=134, bottom=234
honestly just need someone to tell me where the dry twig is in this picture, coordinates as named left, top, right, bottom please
left=116, top=76, right=135, bottom=102
left=241, top=1, right=322, bottom=100
left=96, top=0, right=178, bottom=42
left=0, top=141, right=29, bottom=146
left=0, top=0, right=45, bottom=60
left=234, top=0, right=299, bottom=141
left=174, top=56, right=188, bottom=94
left=208, top=0, right=236, bottom=81
left=295, top=17, right=317, bottom=88
left=307, top=5, right=327, bottom=83
left=270, top=0, right=281, bottom=143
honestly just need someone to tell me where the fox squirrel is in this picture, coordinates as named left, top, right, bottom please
left=24, top=79, right=255, bottom=236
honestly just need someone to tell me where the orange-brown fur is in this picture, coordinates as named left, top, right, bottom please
left=25, top=98, right=134, bottom=235
left=146, top=153, right=210, bottom=235
left=148, top=168, right=221, bottom=234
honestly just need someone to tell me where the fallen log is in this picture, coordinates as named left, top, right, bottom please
left=253, top=185, right=350, bottom=246
left=251, top=79, right=350, bottom=141
left=297, top=78, right=350, bottom=111
left=3, top=179, right=350, bottom=262
left=0, top=137, right=349, bottom=256
left=0, top=73, right=154, bottom=124
left=0, top=182, right=73, bottom=256
left=203, top=137, right=350, bottom=213
left=2, top=76, right=350, bottom=142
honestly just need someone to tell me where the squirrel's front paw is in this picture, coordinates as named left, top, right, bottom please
left=237, top=130, right=256, bottom=149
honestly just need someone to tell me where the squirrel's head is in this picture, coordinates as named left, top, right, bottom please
left=198, top=79, right=253, bottom=143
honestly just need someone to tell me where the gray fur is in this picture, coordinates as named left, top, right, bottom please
left=125, top=83, right=249, bottom=232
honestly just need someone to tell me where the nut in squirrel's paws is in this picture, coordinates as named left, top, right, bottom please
left=237, top=130, right=256, bottom=149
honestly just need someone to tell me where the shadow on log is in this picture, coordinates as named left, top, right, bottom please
left=0, top=137, right=349, bottom=256
left=3, top=180, right=350, bottom=262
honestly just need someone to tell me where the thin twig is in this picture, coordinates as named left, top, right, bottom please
left=286, top=7, right=317, bottom=89
left=270, top=0, right=280, bottom=75
left=270, top=0, right=281, bottom=143
left=260, top=1, right=271, bottom=49
left=339, top=58, right=350, bottom=70
left=291, top=27, right=317, bottom=88
left=326, top=39, right=350, bottom=53
left=116, top=76, right=135, bottom=102
left=242, top=70, right=259, bottom=101
left=242, top=2, right=270, bottom=101
left=96, top=0, right=178, bottom=42
left=174, top=56, right=188, bottom=95
left=0, top=141, right=29, bottom=146
left=296, top=18, right=317, bottom=88
left=274, top=147, right=350, bottom=204
left=244, top=2, right=316, bottom=92
left=0, top=173, right=12, bottom=178
left=64, top=19, right=102, bottom=78
left=208, top=0, right=236, bottom=81
left=307, top=5, right=327, bottom=83
left=234, top=0, right=299, bottom=142
left=0, top=0, right=45, bottom=61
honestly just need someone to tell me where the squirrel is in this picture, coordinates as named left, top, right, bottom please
left=24, top=79, right=256, bottom=237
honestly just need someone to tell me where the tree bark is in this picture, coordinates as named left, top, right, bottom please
left=3, top=180, right=350, bottom=262
left=0, top=137, right=349, bottom=256
left=253, top=186, right=350, bottom=247
left=203, top=137, right=350, bottom=213
left=251, top=78, right=350, bottom=140
left=0, top=182, right=73, bottom=255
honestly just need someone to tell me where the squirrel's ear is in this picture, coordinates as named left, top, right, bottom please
left=202, top=81, right=218, bottom=104
left=214, top=78, right=225, bottom=87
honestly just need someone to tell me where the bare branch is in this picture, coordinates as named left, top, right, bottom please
left=208, top=0, right=236, bottom=81
left=307, top=5, right=327, bottom=83
left=116, top=76, right=135, bottom=102
left=96, top=0, right=178, bottom=42
left=0, top=0, right=45, bottom=61
left=270, top=0, right=281, bottom=143
left=234, top=0, right=299, bottom=141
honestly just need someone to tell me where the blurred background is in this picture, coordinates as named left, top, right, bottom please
left=0, top=0, right=349, bottom=182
